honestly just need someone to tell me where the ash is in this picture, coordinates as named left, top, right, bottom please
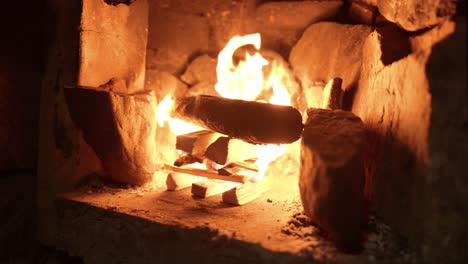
left=281, top=212, right=422, bottom=263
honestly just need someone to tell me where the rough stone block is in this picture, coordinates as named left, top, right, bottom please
left=289, top=22, right=372, bottom=94
left=377, top=0, right=457, bottom=31
left=79, top=0, right=148, bottom=92
left=300, top=108, right=366, bottom=252
left=255, top=1, right=343, bottom=57
left=181, top=55, right=218, bottom=86
left=147, top=4, right=211, bottom=75
left=64, top=88, right=158, bottom=186
left=351, top=20, right=463, bottom=262
left=145, top=70, right=188, bottom=101
left=348, top=1, right=377, bottom=25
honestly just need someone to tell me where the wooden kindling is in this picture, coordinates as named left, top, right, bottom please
left=322, top=78, right=343, bottom=110
left=163, top=164, right=248, bottom=184
left=176, top=130, right=257, bottom=165
left=174, top=95, right=304, bottom=144
left=218, top=161, right=258, bottom=176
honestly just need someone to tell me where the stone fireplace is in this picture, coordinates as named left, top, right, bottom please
left=36, top=0, right=467, bottom=263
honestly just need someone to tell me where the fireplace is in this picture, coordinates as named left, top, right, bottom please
left=37, top=0, right=467, bottom=263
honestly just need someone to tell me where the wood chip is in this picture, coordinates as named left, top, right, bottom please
left=166, top=172, right=203, bottom=191
left=163, top=164, right=248, bottom=184
left=222, top=177, right=271, bottom=205
left=192, top=180, right=239, bottom=198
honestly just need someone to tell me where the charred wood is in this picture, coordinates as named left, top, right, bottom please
left=174, top=95, right=303, bottom=144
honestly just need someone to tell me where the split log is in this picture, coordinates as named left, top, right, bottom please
left=176, top=130, right=218, bottom=154
left=176, top=131, right=257, bottom=165
left=192, top=180, right=238, bottom=198
left=205, top=137, right=257, bottom=165
left=222, top=177, right=271, bottom=205
left=348, top=1, right=377, bottom=25
left=163, top=164, right=248, bottom=184
left=174, top=95, right=303, bottom=144
left=322, top=78, right=343, bottom=110
left=300, top=108, right=366, bottom=252
left=166, top=172, right=203, bottom=191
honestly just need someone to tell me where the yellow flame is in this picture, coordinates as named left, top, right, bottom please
left=156, top=33, right=294, bottom=182
left=156, top=95, right=201, bottom=136
left=214, top=33, right=292, bottom=181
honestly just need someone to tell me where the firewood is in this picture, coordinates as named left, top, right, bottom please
left=300, top=108, right=366, bottom=251
left=222, top=177, right=271, bottom=205
left=176, top=130, right=218, bottom=154
left=322, top=78, right=343, bottom=110
left=163, top=164, right=248, bottom=184
left=174, top=95, right=303, bottom=144
left=218, top=161, right=258, bottom=176
left=176, top=131, right=257, bottom=165
left=166, top=173, right=203, bottom=191
left=191, top=180, right=238, bottom=198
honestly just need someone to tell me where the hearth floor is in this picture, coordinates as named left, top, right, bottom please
left=55, top=171, right=417, bottom=264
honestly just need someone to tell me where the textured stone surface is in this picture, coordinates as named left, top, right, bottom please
left=145, top=70, right=188, bottom=101
left=300, top=109, right=366, bottom=251
left=377, top=0, right=458, bottom=31
left=351, top=20, right=464, bottom=262
left=255, top=1, right=343, bottom=57
left=64, top=88, right=158, bottom=186
left=79, top=0, right=148, bottom=92
left=181, top=55, right=218, bottom=86
left=146, top=3, right=212, bottom=75
left=348, top=1, right=377, bottom=25
left=289, top=22, right=372, bottom=100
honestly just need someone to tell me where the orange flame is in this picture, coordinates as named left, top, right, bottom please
left=156, top=33, right=294, bottom=182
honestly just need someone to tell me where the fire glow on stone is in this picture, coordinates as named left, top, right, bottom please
left=157, top=33, right=295, bottom=181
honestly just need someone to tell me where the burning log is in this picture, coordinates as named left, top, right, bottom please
left=192, top=180, right=237, bottom=198
left=176, top=131, right=257, bottom=165
left=222, top=177, right=271, bottom=205
left=300, top=108, right=366, bottom=252
left=163, top=164, right=248, bottom=184
left=322, top=78, right=343, bottom=110
left=174, top=95, right=303, bottom=144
